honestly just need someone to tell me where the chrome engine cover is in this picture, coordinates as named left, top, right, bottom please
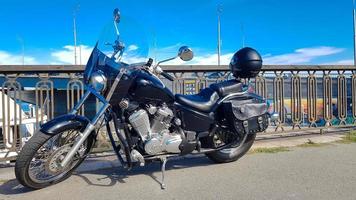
left=151, top=106, right=174, bottom=134
left=128, top=109, right=151, bottom=140
left=145, top=131, right=182, bottom=155
left=128, top=106, right=182, bottom=155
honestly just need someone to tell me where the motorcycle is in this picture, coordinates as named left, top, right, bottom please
left=15, top=8, right=269, bottom=190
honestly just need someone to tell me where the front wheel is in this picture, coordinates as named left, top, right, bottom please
left=206, top=131, right=256, bottom=163
left=15, top=128, right=94, bottom=189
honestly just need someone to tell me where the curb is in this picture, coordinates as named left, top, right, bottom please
left=252, top=132, right=345, bottom=149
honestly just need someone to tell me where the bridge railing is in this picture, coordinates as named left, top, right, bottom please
left=162, top=65, right=356, bottom=131
left=0, top=64, right=355, bottom=161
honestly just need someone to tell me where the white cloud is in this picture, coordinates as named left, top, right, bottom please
left=121, top=54, right=147, bottom=64
left=263, top=46, right=344, bottom=65
left=50, top=45, right=93, bottom=65
left=0, top=45, right=348, bottom=66
left=164, top=52, right=234, bottom=65
left=127, top=45, right=139, bottom=52
left=50, top=44, right=147, bottom=65
left=323, top=59, right=353, bottom=65
left=147, top=43, right=232, bottom=66
left=0, top=50, right=38, bottom=65
left=156, top=43, right=183, bottom=53
left=163, top=46, right=346, bottom=66
left=191, top=53, right=234, bottom=65
left=335, top=59, right=353, bottom=65
left=152, top=43, right=185, bottom=60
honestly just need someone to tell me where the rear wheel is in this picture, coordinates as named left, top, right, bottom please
left=205, top=128, right=256, bottom=163
left=15, top=128, right=94, bottom=189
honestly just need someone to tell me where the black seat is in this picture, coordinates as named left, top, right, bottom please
left=175, top=79, right=243, bottom=113
left=175, top=88, right=219, bottom=113
left=210, top=79, right=243, bottom=96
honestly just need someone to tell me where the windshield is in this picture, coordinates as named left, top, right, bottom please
left=84, top=8, right=150, bottom=83
left=97, top=9, right=149, bottom=65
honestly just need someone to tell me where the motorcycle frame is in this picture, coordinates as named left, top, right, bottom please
left=59, top=65, right=252, bottom=168
left=105, top=110, right=134, bottom=169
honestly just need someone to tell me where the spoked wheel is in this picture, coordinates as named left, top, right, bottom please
left=206, top=128, right=256, bottom=163
left=15, top=128, right=94, bottom=189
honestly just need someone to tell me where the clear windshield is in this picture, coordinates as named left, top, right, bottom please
left=97, top=11, right=149, bottom=65
left=84, top=8, right=151, bottom=83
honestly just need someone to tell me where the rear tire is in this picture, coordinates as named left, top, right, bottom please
left=206, top=133, right=256, bottom=163
left=15, top=130, right=94, bottom=189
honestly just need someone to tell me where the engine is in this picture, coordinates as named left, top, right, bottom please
left=128, top=105, right=182, bottom=155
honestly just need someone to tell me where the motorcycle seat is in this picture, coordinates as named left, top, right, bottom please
left=175, top=79, right=243, bottom=113
left=210, top=79, right=243, bottom=97
left=175, top=88, right=219, bottom=113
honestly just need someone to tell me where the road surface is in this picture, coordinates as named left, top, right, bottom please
left=1, top=143, right=356, bottom=200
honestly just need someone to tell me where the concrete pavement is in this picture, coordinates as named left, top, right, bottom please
left=0, top=131, right=346, bottom=182
left=0, top=138, right=356, bottom=199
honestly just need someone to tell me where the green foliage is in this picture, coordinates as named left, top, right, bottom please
left=297, top=139, right=330, bottom=148
left=338, top=131, right=356, bottom=144
left=250, top=147, right=290, bottom=154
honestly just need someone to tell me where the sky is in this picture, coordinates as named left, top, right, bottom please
left=0, top=0, right=354, bottom=65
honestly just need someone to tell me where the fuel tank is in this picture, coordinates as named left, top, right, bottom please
left=129, top=70, right=174, bottom=104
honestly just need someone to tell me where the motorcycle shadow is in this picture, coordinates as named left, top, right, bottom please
left=0, top=155, right=215, bottom=195
left=74, top=154, right=215, bottom=188
left=0, top=179, right=32, bottom=195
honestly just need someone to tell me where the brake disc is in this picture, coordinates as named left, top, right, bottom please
left=45, top=145, right=73, bottom=175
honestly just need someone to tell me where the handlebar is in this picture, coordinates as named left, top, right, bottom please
left=147, top=58, right=174, bottom=81
left=161, top=71, right=174, bottom=81
left=146, top=58, right=153, bottom=67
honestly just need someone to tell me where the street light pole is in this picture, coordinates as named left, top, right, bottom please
left=353, top=0, right=356, bottom=65
left=79, top=45, right=82, bottom=65
left=73, top=13, right=78, bottom=65
left=217, top=4, right=223, bottom=67
left=73, top=4, right=80, bottom=65
left=73, top=16, right=77, bottom=65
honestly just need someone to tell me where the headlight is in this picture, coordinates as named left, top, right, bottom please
left=90, top=71, right=107, bottom=93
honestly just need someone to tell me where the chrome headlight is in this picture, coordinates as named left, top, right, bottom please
left=90, top=71, right=107, bottom=93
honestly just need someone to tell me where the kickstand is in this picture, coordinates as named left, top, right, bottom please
left=160, top=157, right=168, bottom=190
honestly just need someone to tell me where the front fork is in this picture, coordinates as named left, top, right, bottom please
left=60, top=68, right=126, bottom=168
left=60, top=87, right=110, bottom=168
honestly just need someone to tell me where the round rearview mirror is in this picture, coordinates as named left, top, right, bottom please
left=178, top=46, right=194, bottom=61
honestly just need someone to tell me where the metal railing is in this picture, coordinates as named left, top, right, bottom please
left=0, top=64, right=355, bottom=161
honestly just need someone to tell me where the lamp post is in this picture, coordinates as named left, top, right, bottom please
left=79, top=45, right=82, bottom=65
left=217, top=4, right=223, bottom=67
left=73, top=4, right=80, bottom=65
left=73, top=14, right=77, bottom=65
left=353, top=0, right=356, bottom=65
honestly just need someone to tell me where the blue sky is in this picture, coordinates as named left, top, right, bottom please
left=0, top=0, right=354, bottom=65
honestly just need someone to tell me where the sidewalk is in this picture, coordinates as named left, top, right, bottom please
left=253, top=130, right=347, bottom=149
left=0, top=130, right=348, bottom=183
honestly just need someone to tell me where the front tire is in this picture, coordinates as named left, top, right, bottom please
left=206, top=133, right=256, bottom=163
left=15, top=129, right=94, bottom=189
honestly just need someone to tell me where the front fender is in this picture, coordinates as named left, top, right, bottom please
left=40, top=114, right=90, bottom=135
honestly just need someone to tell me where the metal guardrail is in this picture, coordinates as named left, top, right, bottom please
left=0, top=64, right=355, bottom=161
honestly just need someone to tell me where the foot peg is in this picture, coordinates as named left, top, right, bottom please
left=130, top=150, right=145, bottom=166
